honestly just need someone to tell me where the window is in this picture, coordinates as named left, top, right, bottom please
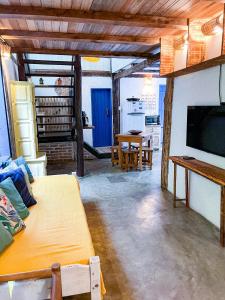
left=0, top=60, right=11, bottom=157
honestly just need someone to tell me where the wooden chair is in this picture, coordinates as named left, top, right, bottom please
left=121, top=148, right=139, bottom=171
left=142, top=147, right=153, bottom=169
left=0, top=263, right=62, bottom=300
left=111, top=145, right=119, bottom=166
left=116, top=135, right=143, bottom=171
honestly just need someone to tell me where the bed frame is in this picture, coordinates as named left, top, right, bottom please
left=0, top=173, right=102, bottom=299
left=0, top=256, right=101, bottom=300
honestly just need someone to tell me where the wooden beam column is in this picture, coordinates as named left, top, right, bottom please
left=17, top=53, right=26, bottom=81
left=161, top=77, right=174, bottom=190
left=112, top=77, right=120, bottom=144
left=74, top=55, right=84, bottom=177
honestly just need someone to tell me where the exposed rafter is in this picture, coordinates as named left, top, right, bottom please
left=0, top=5, right=188, bottom=30
left=113, top=54, right=160, bottom=80
left=1, top=29, right=159, bottom=46
left=12, top=47, right=153, bottom=58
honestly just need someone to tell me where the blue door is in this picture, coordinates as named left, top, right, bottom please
left=159, top=84, right=167, bottom=143
left=91, top=89, right=112, bottom=147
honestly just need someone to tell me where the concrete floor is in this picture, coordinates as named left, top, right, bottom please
left=48, top=154, right=225, bottom=300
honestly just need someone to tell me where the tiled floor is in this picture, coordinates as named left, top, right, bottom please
left=48, top=154, right=225, bottom=300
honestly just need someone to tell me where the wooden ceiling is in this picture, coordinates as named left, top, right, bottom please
left=0, top=0, right=223, bottom=57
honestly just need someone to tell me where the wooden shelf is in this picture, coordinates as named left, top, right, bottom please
left=83, top=125, right=94, bottom=129
left=35, top=85, right=73, bottom=88
left=170, top=156, right=225, bottom=247
left=170, top=156, right=225, bottom=186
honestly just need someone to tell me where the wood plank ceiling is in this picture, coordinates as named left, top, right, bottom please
left=0, top=0, right=223, bottom=57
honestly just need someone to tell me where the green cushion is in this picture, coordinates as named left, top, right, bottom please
left=0, top=188, right=25, bottom=235
left=0, top=222, right=13, bottom=253
left=0, top=177, right=29, bottom=219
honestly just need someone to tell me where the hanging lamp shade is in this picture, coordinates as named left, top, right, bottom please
left=83, top=57, right=100, bottom=63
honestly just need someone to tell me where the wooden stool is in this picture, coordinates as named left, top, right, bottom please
left=122, top=149, right=139, bottom=171
left=142, top=147, right=153, bottom=169
left=111, top=145, right=119, bottom=166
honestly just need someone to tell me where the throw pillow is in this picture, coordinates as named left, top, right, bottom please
left=0, top=222, right=13, bottom=253
left=14, top=157, right=34, bottom=183
left=0, top=177, right=29, bottom=219
left=2, top=162, right=33, bottom=197
left=0, top=168, right=37, bottom=208
left=19, top=165, right=33, bottom=196
left=0, top=188, right=25, bottom=235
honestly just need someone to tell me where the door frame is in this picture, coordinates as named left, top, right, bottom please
left=91, top=88, right=112, bottom=147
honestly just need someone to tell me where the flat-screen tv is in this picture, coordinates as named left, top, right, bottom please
left=186, top=106, right=225, bottom=157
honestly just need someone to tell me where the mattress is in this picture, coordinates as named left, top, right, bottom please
left=0, top=175, right=96, bottom=275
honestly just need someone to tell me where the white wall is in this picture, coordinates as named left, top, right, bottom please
left=111, top=58, right=136, bottom=72
left=120, top=77, right=166, bottom=132
left=168, top=66, right=225, bottom=227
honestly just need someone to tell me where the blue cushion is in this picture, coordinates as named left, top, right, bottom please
left=0, top=169, right=36, bottom=208
left=0, top=177, right=29, bottom=219
left=14, top=157, right=34, bottom=183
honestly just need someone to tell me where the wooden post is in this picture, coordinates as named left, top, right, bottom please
left=17, top=53, right=26, bottom=81
left=51, top=263, right=62, bottom=300
left=220, top=186, right=225, bottom=247
left=161, top=77, right=174, bottom=190
left=74, top=55, right=84, bottom=177
left=112, top=77, right=120, bottom=144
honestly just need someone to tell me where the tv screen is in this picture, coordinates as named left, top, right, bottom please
left=186, top=106, right=225, bottom=157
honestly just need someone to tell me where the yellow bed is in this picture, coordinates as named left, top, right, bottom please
left=0, top=175, right=105, bottom=299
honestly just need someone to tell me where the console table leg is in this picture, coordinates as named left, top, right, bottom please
left=185, top=168, right=189, bottom=208
left=173, top=163, right=177, bottom=208
left=220, top=186, right=225, bottom=247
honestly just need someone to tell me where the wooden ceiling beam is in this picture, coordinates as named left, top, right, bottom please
left=1, top=29, right=159, bottom=46
left=12, top=47, right=153, bottom=58
left=113, top=54, right=160, bottom=80
left=0, top=5, right=188, bottom=30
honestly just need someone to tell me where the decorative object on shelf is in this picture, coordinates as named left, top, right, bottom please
left=83, top=57, right=100, bottom=63
left=82, top=111, right=89, bottom=127
left=128, top=130, right=142, bottom=135
left=54, top=77, right=71, bottom=96
left=126, top=97, right=140, bottom=102
left=39, top=77, right=44, bottom=85
left=56, top=77, right=62, bottom=86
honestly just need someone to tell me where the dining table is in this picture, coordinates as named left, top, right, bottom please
left=115, top=132, right=152, bottom=171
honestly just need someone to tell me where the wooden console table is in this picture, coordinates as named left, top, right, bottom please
left=169, top=156, right=225, bottom=247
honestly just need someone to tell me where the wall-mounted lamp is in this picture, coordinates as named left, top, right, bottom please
left=0, top=43, right=11, bottom=59
left=202, top=15, right=223, bottom=36
left=174, top=33, right=188, bottom=50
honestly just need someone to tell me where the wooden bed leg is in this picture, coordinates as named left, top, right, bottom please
left=90, top=256, right=101, bottom=300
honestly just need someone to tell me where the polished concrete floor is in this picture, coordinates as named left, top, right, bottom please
left=48, top=154, right=225, bottom=300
